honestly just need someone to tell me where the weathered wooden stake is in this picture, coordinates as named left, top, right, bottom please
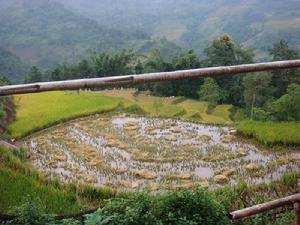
left=295, top=203, right=300, bottom=225
left=230, top=193, right=300, bottom=220
left=0, top=60, right=300, bottom=96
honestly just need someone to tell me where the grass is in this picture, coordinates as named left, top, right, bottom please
left=99, top=89, right=234, bottom=124
left=8, top=89, right=235, bottom=138
left=177, top=99, right=232, bottom=125
left=237, top=120, right=300, bottom=146
left=8, top=91, right=120, bottom=138
left=0, top=146, right=118, bottom=214
left=0, top=146, right=80, bottom=214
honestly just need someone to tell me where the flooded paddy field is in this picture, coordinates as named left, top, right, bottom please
left=22, top=114, right=300, bottom=191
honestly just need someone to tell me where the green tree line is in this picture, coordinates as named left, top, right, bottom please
left=21, top=35, right=300, bottom=122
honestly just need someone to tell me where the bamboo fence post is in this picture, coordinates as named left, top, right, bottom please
left=230, top=193, right=300, bottom=221
left=0, top=60, right=300, bottom=96
left=295, top=203, right=300, bottom=225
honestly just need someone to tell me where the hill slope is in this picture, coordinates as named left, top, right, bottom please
left=0, top=47, right=30, bottom=83
left=0, top=0, right=152, bottom=69
left=59, top=0, right=300, bottom=59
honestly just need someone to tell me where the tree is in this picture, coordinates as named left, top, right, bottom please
left=269, top=40, right=300, bottom=97
left=24, top=66, right=43, bottom=83
left=242, top=72, right=273, bottom=118
left=198, top=77, right=221, bottom=108
left=203, top=34, right=254, bottom=106
left=145, top=50, right=203, bottom=97
left=267, top=83, right=300, bottom=121
left=47, top=67, right=62, bottom=81
left=171, top=50, right=202, bottom=98
left=144, top=49, right=174, bottom=96
left=90, top=49, right=135, bottom=77
left=75, top=59, right=92, bottom=78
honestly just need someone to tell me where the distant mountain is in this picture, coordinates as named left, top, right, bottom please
left=0, top=0, right=178, bottom=70
left=2, top=0, right=299, bottom=83
left=59, top=0, right=300, bottom=60
left=0, top=47, right=30, bottom=83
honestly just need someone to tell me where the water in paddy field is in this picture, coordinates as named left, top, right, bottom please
left=22, top=114, right=300, bottom=191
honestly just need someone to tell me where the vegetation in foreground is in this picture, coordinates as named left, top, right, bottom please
left=0, top=146, right=117, bottom=215
left=8, top=90, right=234, bottom=139
left=237, top=120, right=300, bottom=146
left=0, top=144, right=299, bottom=225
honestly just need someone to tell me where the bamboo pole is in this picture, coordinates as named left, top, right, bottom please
left=1, top=60, right=300, bottom=96
left=295, top=203, right=300, bottom=225
left=230, top=193, right=300, bottom=222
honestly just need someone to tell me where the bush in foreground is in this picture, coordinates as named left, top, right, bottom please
left=85, top=189, right=231, bottom=225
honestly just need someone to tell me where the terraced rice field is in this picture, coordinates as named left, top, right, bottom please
left=22, top=114, right=300, bottom=191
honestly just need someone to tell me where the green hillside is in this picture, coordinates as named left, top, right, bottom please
left=0, top=0, right=179, bottom=70
left=60, top=0, right=300, bottom=60
left=0, top=47, right=30, bottom=83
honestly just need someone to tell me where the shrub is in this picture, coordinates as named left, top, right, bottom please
left=85, top=188, right=231, bottom=225
left=281, top=172, right=300, bottom=188
left=252, top=107, right=271, bottom=121
left=6, top=197, right=55, bottom=225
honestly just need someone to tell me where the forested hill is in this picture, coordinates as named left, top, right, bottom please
left=0, top=0, right=180, bottom=72
left=0, top=47, right=30, bottom=83
left=59, top=0, right=300, bottom=60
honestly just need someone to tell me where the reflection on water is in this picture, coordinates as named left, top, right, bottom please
left=22, top=114, right=300, bottom=191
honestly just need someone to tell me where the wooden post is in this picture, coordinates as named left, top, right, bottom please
left=230, top=193, right=300, bottom=220
left=0, top=60, right=300, bottom=96
left=295, top=203, right=300, bottom=225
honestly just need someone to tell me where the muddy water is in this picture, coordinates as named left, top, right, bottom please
left=22, top=114, right=300, bottom=191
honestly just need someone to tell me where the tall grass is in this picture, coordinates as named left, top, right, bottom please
left=237, top=120, right=300, bottom=146
left=0, top=146, right=80, bottom=214
left=0, top=146, right=118, bottom=214
left=8, top=91, right=120, bottom=138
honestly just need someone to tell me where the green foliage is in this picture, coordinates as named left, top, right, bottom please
left=85, top=209, right=113, bottom=225
left=236, top=120, right=300, bottom=146
left=281, top=172, right=299, bottom=188
left=143, top=49, right=203, bottom=98
left=78, top=184, right=116, bottom=202
left=0, top=146, right=81, bottom=214
left=203, top=34, right=254, bottom=106
left=24, top=66, right=43, bottom=83
left=242, top=72, right=273, bottom=118
left=198, top=78, right=221, bottom=107
left=86, top=189, right=231, bottom=225
left=269, top=40, right=300, bottom=97
left=90, top=50, right=136, bottom=77
left=6, top=198, right=55, bottom=225
left=12, top=147, right=26, bottom=161
left=251, top=107, right=271, bottom=121
left=266, top=83, right=300, bottom=121
left=59, top=219, right=82, bottom=225
left=4, top=198, right=83, bottom=225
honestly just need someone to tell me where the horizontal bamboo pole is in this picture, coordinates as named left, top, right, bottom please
left=1, top=60, right=300, bottom=96
left=230, top=193, right=300, bottom=221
